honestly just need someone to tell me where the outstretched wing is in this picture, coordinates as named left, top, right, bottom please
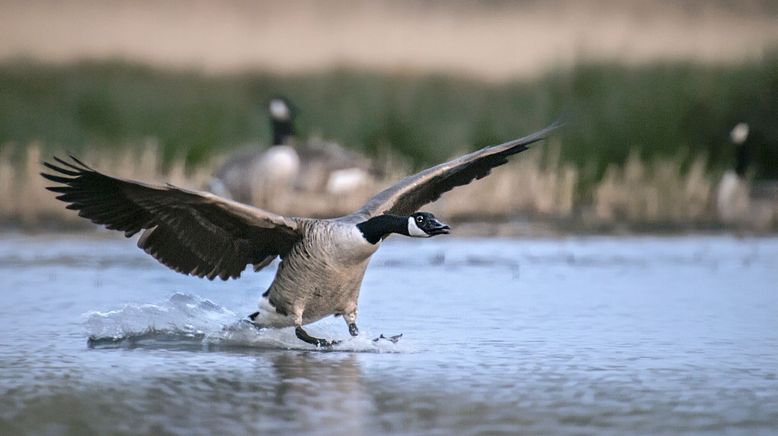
left=42, top=156, right=302, bottom=280
left=353, top=121, right=561, bottom=218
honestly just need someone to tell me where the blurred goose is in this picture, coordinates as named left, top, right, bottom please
left=208, top=97, right=376, bottom=204
left=208, top=97, right=299, bottom=204
left=42, top=121, right=559, bottom=347
left=716, top=122, right=777, bottom=228
left=716, top=122, right=750, bottom=223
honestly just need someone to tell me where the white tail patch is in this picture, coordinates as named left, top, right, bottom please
left=252, top=295, right=295, bottom=328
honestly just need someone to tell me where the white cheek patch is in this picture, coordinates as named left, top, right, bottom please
left=269, top=99, right=290, bottom=120
left=407, top=217, right=430, bottom=237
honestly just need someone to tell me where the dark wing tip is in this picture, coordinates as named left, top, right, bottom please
left=66, top=153, right=93, bottom=170
left=41, top=155, right=94, bottom=180
left=548, top=112, right=569, bottom=129
left=509, top=116, right=565, bottom=148
left=42, top=161, right=80, bottom=176
left=40, top=172, right=74, bottom=184
left=542, top=114, right=568, bottom=136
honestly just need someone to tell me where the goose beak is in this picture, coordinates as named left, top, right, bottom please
left=428, top=218, right=451, bottom=236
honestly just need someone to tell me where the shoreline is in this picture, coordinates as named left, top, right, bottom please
left=3, top=216, right=773, bottom=239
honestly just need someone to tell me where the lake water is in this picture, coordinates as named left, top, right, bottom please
left=0, top=233, right=776, bottom=435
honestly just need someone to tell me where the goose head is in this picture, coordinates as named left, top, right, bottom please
left=730, top=122, right=749, bottom=145
left=269, top=97, right=292, bottom=121
left=356, top=212, right=450, bottom=244
left=407, top=212, right=450, bottom=237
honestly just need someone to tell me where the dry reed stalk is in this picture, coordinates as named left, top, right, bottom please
left=0, top=143, right=214, bottom=227
left=431, top=141, right=578, bottom=219
left=593, top=150, right=714, bottom=225
left=0, top=142, right=740, bottom=230
left=0, top=146, right=15, bottom=222
left=17, top=144, right=75, bottom=224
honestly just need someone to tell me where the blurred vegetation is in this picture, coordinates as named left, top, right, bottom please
left=0, top=53, right=776, bottom=187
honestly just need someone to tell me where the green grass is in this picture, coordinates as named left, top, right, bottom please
left=1, top=53, right=776, bottom=182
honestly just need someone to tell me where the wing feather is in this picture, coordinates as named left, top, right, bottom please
left=42, top=156, right=302, bottom=280
left=353, top=121, right=561, bottom=218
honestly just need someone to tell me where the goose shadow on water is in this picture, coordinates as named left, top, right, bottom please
left=266, top=352, right=373, bottom=432
left=86, top=346, right=378, bottom=433
left=143, top=352, right=375, bottom=434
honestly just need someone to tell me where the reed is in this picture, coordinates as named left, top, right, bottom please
left=3, top=53, right=776, bottom=231
left=592, top=151, right=714, bottom=227
left=0, top=143, right=213, bottom=228
left=3, top=141, right=761, bottom=232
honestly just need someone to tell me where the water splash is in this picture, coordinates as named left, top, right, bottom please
left=84, top=292, right=406, bottom=353
left=84, top=292, right=235, bottom=339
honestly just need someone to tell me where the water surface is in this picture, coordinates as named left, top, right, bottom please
left=1, top=233, right=776, bottom=435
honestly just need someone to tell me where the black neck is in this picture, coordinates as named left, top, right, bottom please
left=272, top=118, right=295, bottom=145
left=356, top=214, right=409, bottom=244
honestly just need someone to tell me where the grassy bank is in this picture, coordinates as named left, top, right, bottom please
left=1, top=54, right=776, bottom=181
left=0, top=56, right=776, bottom=232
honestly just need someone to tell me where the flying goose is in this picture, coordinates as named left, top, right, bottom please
left=208, top=97, right=376, bottom=204
left=42, top=121, right=559, bottom=347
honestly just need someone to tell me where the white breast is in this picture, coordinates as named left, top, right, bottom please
left=254, top=146, right=300, bottom=182
left=324, top=223, right=380, bottom=263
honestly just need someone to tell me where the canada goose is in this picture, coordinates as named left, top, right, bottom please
left=208, top=97, right=376, bottom=204
left=716, top=123, right=778, bottom=229
left=717, top=122, right=751, bottom=223
left=269, top=96, right=377, bottom=193
left=42, top=121, right=559, bottom=347
left=208, top=97, right=300, bottom=204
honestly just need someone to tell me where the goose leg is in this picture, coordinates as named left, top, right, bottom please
left=295, top=326, right=339, bottom=348
left=344, top=310, right=359, bottom=337
left=342, top=309, right=400, bottom=342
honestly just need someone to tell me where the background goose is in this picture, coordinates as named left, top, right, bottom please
left=208, top=96, right=377, bottom=205
left=716, top=122, right=778, bottom=228
left=42, top=121, right=559, bottom=347
left=716, top=123, right=751, bottom=223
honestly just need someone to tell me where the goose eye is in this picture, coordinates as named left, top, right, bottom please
left=416, top=216, right=424, bottom=223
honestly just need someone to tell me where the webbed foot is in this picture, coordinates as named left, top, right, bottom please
left=348, top=322, right=359, bottom=337
left=295, top=326, right=340, bottom=348
left=373, top=333, right=403, bottom=343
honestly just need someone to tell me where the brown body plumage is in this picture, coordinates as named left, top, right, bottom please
left=263, top=219, right=378, bottom=327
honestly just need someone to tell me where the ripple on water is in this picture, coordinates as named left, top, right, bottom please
left=1, top=235, right=777, bottom=435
